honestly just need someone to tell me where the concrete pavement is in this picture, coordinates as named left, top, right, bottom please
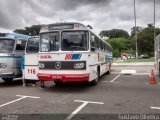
left=0, top=64, right=159, bottom=120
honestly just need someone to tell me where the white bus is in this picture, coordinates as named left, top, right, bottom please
left=37, top=22, right=113, bottom=85
left=155, top=34, right=160, bottom=77
left=0, top=33, right=29, bottom=82
left=24, top=36, right=39, bottom=81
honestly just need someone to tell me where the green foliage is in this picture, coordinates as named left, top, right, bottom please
left=107, top=38, right=131, bottom=57
left=99, top=29, right=129, bottom=39
left=131, top=26, right=142, bottom=37
left=14, top=24, right=44, bottom=36
left=99, top=23, right=160, bottom=58
left=113, top=48, right=120, bottom=58
left=136, top=25, right=160, bottom=56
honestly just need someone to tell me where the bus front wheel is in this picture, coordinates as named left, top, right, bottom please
left=90, top=67, right=100, bottom=85
left=54, top=81, right=63, bottom=86
left=2, top=78, right=13, bottom=82
left=106, top=69, right=111, bottom=74
left=106, top=63, right=111, bottom=74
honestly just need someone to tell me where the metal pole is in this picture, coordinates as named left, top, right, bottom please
left=154, top=0, right=156, bottom=62
left=134, top=0, right=138, bottom=59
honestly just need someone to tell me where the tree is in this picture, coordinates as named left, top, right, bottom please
left=99, top=29, right=129, bottom=39
left=14, top=24, right=44, bottom=36
left=131, top=26, right=142, bottom=37
left=136, top=24, right=160, bottom=56
left=107, top=38, right=131, bottom=57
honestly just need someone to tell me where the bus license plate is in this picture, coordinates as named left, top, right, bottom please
left=53, top=75, right=62, bottom=80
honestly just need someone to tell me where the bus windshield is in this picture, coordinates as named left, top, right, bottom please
left=26, top=37, right=39, bottom=53
left=0, top=39, right=15, bottom=53
left=40, top=32, right=59, bottom=52
left=62, top=31, right=88, bottom=51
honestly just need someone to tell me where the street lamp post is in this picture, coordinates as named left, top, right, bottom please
left=134, top=0, right=138, bottom=59
left=154, top=0, right=156, bottom=62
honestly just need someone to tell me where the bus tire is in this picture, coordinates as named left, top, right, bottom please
left=54, top=81, right=63, bottom=86
left=90, top=67, right=100, bottom=86
left=106, top=69, right=111, bottom=74
left=2, top=78, right=13, bottom=82
left=106, top=63, right=111, bottom=74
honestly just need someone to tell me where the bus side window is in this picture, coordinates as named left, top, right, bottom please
left=90, top=34, right=96, bottom=51
left=100, top=41, right=103, bottom=51
left=103, top=42, right=105, bottom=51
left=16, top=40, right=26, bottom=51
left=95, top=36, right=100, bottom=50
left=90, top=34, right=95, bottom=47
left=105, top=44, right=107, bottom=51
left=159, top=39, right=160, bottom=51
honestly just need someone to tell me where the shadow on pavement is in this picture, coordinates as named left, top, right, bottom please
left=40, top=81, right=97, bottom=93
left=0, top=79, right=22, bottom=87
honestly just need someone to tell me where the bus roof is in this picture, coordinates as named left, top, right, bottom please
left=0, top=33, right=29, bottom=41
left=28, top=36, right=39, bottom=39
left=40, top=22, right=90, bottom=33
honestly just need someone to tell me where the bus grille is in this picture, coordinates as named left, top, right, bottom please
left=39, top=61, right=86, bottom=70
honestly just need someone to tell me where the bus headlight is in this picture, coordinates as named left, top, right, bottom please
left=74, top=62, right=85, bottom=69
left=0, top=63, right=7, bottom=69
left=39, top=63, right=45, bottom=69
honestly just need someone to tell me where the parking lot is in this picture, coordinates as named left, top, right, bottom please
left=0, top=64, right=159, bottom=120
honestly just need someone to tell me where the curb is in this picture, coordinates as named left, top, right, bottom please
left=113, top=62, right=154, bottom=66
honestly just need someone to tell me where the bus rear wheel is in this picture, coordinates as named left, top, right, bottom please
left=2, top=78, right=13, bottom=82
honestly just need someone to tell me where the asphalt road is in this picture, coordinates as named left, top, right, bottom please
left=0, top=65, right=159, bottom=120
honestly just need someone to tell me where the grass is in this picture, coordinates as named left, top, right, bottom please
left=113, top=58, right=155, bottom=63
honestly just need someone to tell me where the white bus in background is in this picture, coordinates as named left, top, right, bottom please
left=24, top=36, right=39, bottom=81
left=155, top=34, right=160, bottom=77
left=0, top=33, right=29, bottom=82
left=37, top=22, right=113, bottom=85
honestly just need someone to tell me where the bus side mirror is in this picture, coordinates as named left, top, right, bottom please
left=91, top=47, right=95, bottom=51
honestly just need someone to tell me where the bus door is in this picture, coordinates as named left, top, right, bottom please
left=24, top=36, right=39, bottom=80
left=14, top=39, right=27, bottom=76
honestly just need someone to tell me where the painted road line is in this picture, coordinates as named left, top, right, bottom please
left=74, top=100, right=104, bottom=104
left=65, top=100, right=104, bottom=120
left=102, top=81, right=120, bottom=83
left=110, top=74, right=121, bottom=83
left=135, top=73, right=151, bottom=75
left=0, top=95, right=40, bottom=108
left=112, top=72, right=153, bottom=75
left=121, top=70, right=136, bottom=75
left=16, top=95, right=40, bottom=99
left=145, top=83, right=160, bottom=85
left=151, top=106, right=160, bottom=110
left=65, top=102, right=88, bottom=120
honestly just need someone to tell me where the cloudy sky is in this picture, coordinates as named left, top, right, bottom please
left=0, top=0, right=160, bottom=35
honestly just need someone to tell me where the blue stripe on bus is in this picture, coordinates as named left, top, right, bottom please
left=71, top=54, right=82, bottom=60
left=0, top=56, right=22, bottom=58
left=78, top=54, right=82, bottom=59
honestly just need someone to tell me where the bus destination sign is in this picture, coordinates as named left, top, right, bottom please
left=49, top=24, right=74, bottom=30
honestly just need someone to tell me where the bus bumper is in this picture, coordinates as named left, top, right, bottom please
left=0, top=72, right=15, bottom=78
left=37, top=73, right=89, bottom=82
